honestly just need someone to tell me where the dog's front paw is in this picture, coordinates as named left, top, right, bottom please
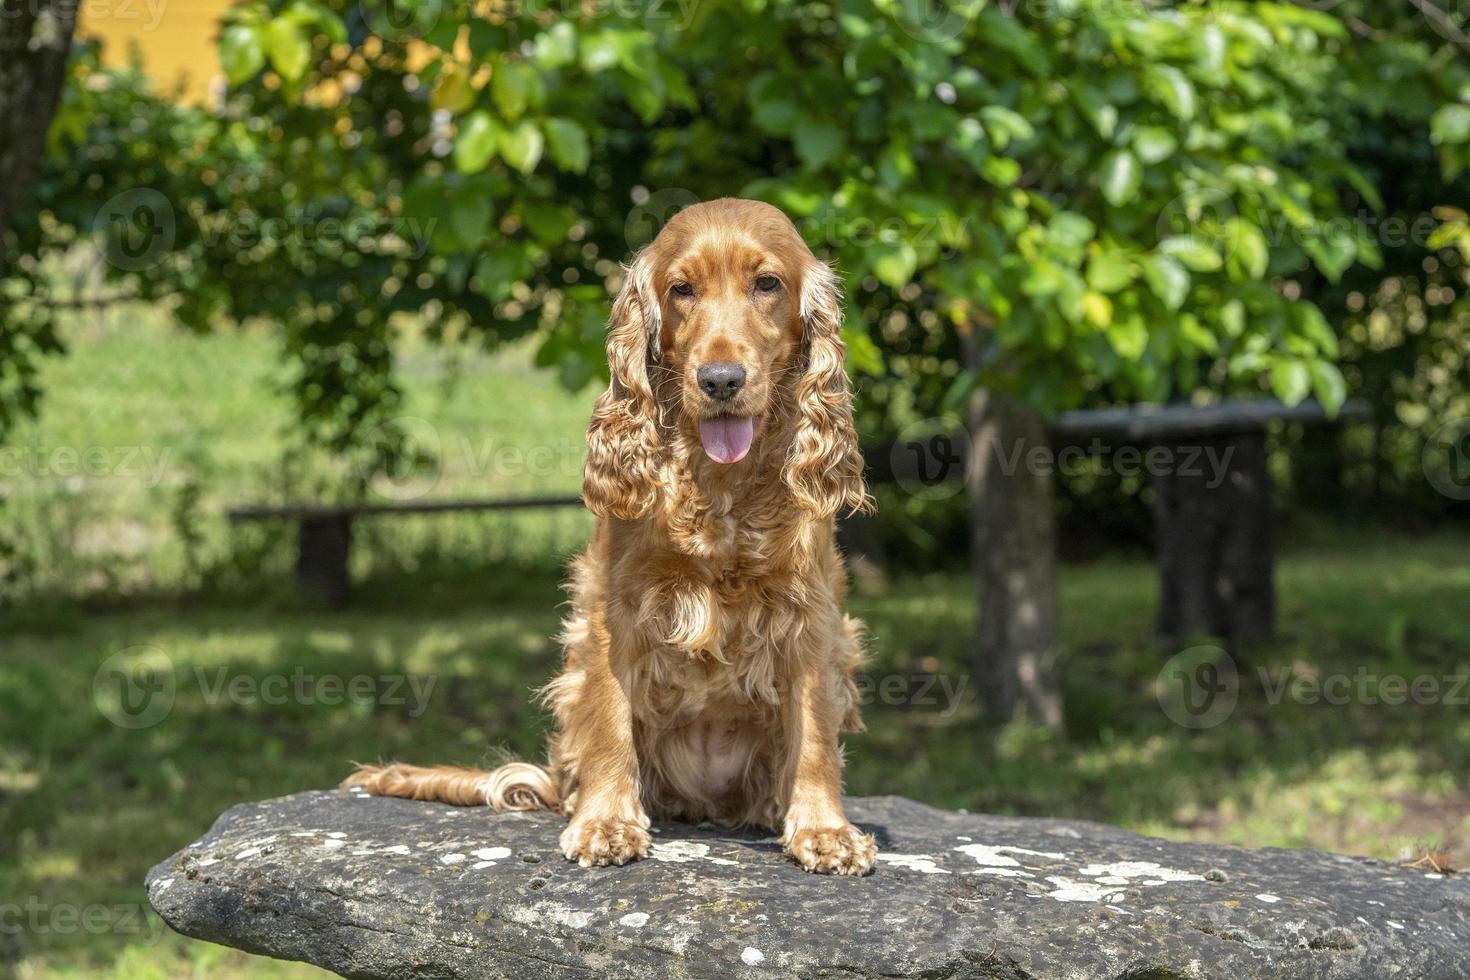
left=560, top=815, right=651, bottom=868
left=783, top=823, right=876, bottom=876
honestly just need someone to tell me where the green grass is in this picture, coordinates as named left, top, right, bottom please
left=2, top=316, right=1469, bottom=977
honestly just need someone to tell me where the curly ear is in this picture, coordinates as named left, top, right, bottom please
left=783, top=260, right=872, bottom=518
left=583, top=255, right=663, bottom=521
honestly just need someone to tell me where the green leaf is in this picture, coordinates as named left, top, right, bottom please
left=498, top=120, right=544, bottom=174
left=1302, top=223, right=1357, bottom=283
left=1099, top=150, right=1141, bottom=207
left=492, top=62, right=543, bottom=122
left=1225, top=218, right=1270, bottom=280
left=793, top=120, right=846, bottom=170
left=1308, top=360, right=1347, bottom=413
left=1072, top=85, right=1117, bottom=140
left=1159, top=235, right=1222, bottom=272
left=1290, top=302, right=1339, bottom=358
left=976, top=156, right=1023, bottom=186
left=1133, top=126, right=1178, bottom=164
left=842, top=323, right=884, bottom=375
left=544, top=118, right=590, bottom=174
left=974, top=8, right=1050, bottom=75
left=1431, top=104, right=1470, bottom=146
left=870, top=242, right=918, bottom=289
left=579, top=31, right=622, bottom=73
left=533, top=21, right=577, bottom=69
left=1107, top=315, right=1148, bottom=361
left=475, top=246, right=534, bottom=302
left=1270, top=359, right=1311, bottom=407
left=265, top=19, right=311, bottom=82
left=521, top=203, right=576, bottom=244
left=468, top=22, right=510, bottom=60
left=1142, top=254, right=1189, bottom=311
left=1047, top=212, right=1096, bottom=256
left=1087, top=251, right=1136, bottom=292
left=220, top=24, right=265, bottom=85
left=448, top=193, right=493, bottom=249
left=1145, top=65, right=1196, bottom=120
left=454, top=112, right=500, bottom=173
left=979, top=106, right=1034, bottom=150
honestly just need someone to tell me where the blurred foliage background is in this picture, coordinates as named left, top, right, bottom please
left=2, top=0, right=1469, bottom=975
left=4, top=0, right=1470, bottom=588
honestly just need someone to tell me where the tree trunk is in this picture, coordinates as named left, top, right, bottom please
left=968, top=389, right=1065, bottom=731
left=0, top=0, right=76, bottom=249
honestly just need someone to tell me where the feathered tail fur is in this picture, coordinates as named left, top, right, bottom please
left=342, top=761, right=560, bottom=812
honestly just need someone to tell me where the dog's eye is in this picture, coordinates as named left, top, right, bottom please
left=754, top=275, right=781, bottom=293
left=671, top=281, right=694, bottom=297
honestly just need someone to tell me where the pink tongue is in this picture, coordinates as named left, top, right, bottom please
left=698, top=416, right=755, bottom=464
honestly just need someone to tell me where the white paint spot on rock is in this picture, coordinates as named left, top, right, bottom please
left=553, top=909, right=592, bottom=929
left=440, top=853, right=466, bottom=865
left=153, top=878, right=174, bottom=893
left=648, top=840, right=739, bottom=866
left=1388, top=920, right=1406, bottom=931
left=1046, top=877, right=1126, bottom=904
left=1256, top=894, right=1280, bottom=904
left=741, top=946, right=765, bottom=966
left=471, top=861, right=496, bottom=870
left=954, top=843, right=1066, bottom=868
left=320, top=839, right=345, bottom=851
left=876, top=853, right=951, bottom=875
left=472, top=847, right=512, bottom=861
left=1078, top=861, right=1204, bottom=884
left=235, top=847, right=263, bottom=860
left=619, top=912, right=650, bottom=928
left=380, top=845, right=411, bottom=856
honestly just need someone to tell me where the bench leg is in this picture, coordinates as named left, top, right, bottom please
left=296, top=516, right=352, bottom=608
left=1153, top=432, right=1275, bottom=649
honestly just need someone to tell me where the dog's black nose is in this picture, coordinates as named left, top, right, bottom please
left=697, top=362, right=746, bottom=401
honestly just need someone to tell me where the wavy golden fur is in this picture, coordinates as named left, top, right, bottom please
left=346, top=198, right=877, bottom=874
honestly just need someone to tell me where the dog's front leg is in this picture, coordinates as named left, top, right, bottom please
left=779, top=663, right=876, bottom=875
left=552, top=632, right=651, bottom=868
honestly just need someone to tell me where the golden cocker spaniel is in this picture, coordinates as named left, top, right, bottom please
left=347, top=198, right=877, bottom=875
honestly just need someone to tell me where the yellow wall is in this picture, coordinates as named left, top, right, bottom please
left=80, top=0, right=236, bottom=101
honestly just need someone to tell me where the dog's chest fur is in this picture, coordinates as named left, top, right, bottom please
left=611, top=511, right=831, bottom=823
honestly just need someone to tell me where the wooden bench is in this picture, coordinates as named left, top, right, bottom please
left=228, top=496, right=583, bottom=607
left=231, top=399, right=1363, bottom=634
left=1048, top=398, right=1368, bottom=646
left=869, top=398, right=1367, bottom=647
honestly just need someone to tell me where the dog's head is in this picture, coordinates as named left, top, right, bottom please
left=583, top=198, right=869, bottom=521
